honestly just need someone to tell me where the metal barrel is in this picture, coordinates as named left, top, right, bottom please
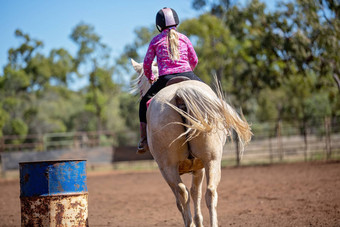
left=19, top=160, right=88, bottom=226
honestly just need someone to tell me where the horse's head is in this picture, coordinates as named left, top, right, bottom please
left=131, top=59, right=159, bottom=98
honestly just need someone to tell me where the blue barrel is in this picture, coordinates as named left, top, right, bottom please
left=19, top=160, right=88, bottom=226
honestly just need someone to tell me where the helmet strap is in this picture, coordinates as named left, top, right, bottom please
left=156, top=24, right=162, bottom=32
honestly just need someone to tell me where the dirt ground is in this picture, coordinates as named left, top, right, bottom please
left=0, top=161, right=339, bottom=227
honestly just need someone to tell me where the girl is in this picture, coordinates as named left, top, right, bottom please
left=138, top=7, right=202, bottom=154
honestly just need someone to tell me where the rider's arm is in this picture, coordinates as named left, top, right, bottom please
left=186, top=37, right=198, bottom=71
left=143, top=41, right=156, bottom=81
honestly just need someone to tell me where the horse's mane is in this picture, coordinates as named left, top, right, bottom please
left=130, top=60, right=159, bottom=98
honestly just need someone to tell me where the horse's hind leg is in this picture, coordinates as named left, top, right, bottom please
left=159, top=166, right=194, bottom=227
left=205, top=160, right=221, bottom=227
left=191, top=168, right=205, bottom=227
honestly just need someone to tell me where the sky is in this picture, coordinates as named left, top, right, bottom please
left=0, top=0, right=279, bottom=88
left=0, top=1, right=198, bottom=67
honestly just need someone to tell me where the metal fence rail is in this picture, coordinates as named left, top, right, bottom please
left=223, top=133, right=340, bottom=165
left=0, top=131, right=115, bottom=152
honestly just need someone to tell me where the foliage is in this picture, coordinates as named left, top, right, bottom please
left=0, top=0, right=339, bottom=146
left=0, top=25, right=138, bottom=145
left=115, top=0, right=339, bottom=136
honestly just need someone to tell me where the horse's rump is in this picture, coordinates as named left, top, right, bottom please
left=154, top=80, right=251, bottom=151
left=147, top=80, right=251, bottom=173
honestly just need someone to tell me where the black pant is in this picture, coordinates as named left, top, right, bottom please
left=139, top=71, right=202, bottom=123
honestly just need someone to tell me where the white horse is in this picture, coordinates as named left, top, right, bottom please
left=131, top=59, right=252, bottom=227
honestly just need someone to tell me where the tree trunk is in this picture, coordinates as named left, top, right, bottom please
left=90, top=66, right=102, bottom=135
left=332, top=73, right=340, bottom=91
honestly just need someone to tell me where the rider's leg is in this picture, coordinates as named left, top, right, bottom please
left=137, top=94, right=149, bottom=154
left=137, top=76, right=169, bottom=154
left=137, top=122, right=148, bottom=154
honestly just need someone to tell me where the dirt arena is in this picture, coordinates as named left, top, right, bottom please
left=0, top=161, right=339, bottom=227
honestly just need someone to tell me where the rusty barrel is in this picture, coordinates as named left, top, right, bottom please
left=19, top=160, right=88, bottom=226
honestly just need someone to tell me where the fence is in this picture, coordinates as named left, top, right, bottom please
left=223, top=133, right=340, bottom=166
left=223, top=117, right=340, bottom=165
left=0, top=117, right=339, bottom=167
left=0, top=131, right=115, bottom=152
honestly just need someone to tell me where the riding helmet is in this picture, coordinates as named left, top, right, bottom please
left=156, top=7, right=179, bottom=32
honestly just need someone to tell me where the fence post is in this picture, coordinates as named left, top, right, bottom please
left=235, top=131, right=240, bottom=166
left=268, top=136, right=273, bottom=164
left=303, top=120, right=308, bottom=162
left=0, top=136, right=4, bottom=153
left=324, top=116, right=332, bottom=160
left=43, top=134, right=47, bottom=151
left=277, top=120, right=284, bottom=162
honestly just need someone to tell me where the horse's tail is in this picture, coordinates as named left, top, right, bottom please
left=167, top=79, right=252, bottom=153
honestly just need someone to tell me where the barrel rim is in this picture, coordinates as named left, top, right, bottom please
left=19, top=159, right=87, bottom=165
left=20, top=192, right=89, bottom=198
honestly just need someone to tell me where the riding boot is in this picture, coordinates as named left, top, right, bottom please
left=137, top=122, right=149, bottom=154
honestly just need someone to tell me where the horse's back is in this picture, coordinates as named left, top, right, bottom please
left=147, top=80, right=214, bottom=130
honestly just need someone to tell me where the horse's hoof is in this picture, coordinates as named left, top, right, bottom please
left=137, top=139, right=148, bottom=154
left=136, top=145, right=149, bottom=154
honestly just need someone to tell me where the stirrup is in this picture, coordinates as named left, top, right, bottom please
left=137, top=138, right=148, bottom=154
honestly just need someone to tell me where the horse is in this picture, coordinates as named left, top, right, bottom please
left=131, top=59, right=252, bottom=227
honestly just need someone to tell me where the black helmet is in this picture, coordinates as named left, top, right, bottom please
left=156, top=7, right=179, bottom=32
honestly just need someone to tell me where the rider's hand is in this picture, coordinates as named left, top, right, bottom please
left=148, top=79, right=154, bottom=84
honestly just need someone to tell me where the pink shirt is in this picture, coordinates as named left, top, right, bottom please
left=143, top=28, right=198, bottom=80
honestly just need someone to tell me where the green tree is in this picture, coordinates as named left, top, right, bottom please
left=0, top=30, right=43, bottom=137
left=115, top=26, right=157, bottom=83
left=181, top=1, right=286, bottom=116
left=181, top=14, right=236, bottom=84
left=70, top=23, right=120, bottom=132
left=0, top=30, right=76, bottom=137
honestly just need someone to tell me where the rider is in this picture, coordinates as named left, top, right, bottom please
left=137, top=7, right=202, bottom=154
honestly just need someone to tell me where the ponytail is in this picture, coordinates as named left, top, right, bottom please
left=167, top=29, right=179, bottom=61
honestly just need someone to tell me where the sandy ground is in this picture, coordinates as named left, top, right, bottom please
left=0, top=161, right=339, bottom=227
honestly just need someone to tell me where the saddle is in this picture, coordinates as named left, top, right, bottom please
left=146, top=76, right=190, bottom=108
left=165, top=76, right=190, bottom=86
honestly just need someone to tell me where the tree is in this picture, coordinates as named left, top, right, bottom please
left=115, top=26, right=157, bottom=84
left=188, top=0, right=339, bottom=163
left=0, top=30, right=43, bottom=137
left=70, top=22, right=118, bottom=132
left=181, top=14, right=236, bottom=84
left=0, top=30, right=77, bottom=137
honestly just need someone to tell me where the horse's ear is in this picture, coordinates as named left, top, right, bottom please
left=131, top=59, right=143, bottom=73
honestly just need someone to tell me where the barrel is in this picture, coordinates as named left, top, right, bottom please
left=19, top=160, right=88, bottom=226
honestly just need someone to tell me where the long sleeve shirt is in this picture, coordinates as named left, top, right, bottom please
left=143, top=28, right=198, bottom=81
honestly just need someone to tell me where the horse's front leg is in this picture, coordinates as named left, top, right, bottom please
left=205, top=160, right=221, bottom=227
left=191, top=168, right=205, bottom=227
left=159, top=166, right=194, bottom=227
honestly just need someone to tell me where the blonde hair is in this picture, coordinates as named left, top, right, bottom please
left=167, top=29, right=179, bottom=61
